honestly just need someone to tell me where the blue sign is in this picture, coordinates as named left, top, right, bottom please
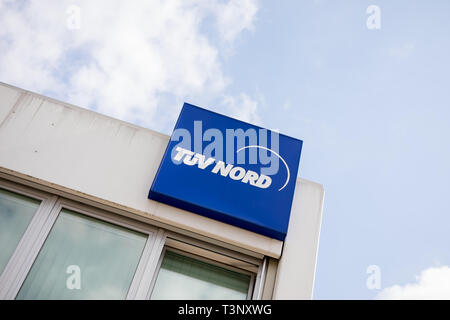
left=148, top=103, right=303, bottom=241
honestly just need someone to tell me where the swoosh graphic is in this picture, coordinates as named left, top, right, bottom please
left=236, top=145, right=290, bottom=191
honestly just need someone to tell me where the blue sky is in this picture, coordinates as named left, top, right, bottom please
left=1, top=0, right=449, bottom=299
left=237, top=0, right=450, bottom=299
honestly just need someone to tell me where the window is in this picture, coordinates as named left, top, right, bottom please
left=0, top=179, right=264, bottom=300
left=0, top=188, right=40, bottom=275
left=151, top=250, right=252, bottom=300
left=16, top=209, right=147, bottom=300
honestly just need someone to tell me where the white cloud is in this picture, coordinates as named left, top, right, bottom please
left=376, top=266, right=450, bottom=300
left=0, top=0, right=260, bottom=131
left=222, top=93, right=261, bottom=124
left=214, top=0, right=258, bottom=43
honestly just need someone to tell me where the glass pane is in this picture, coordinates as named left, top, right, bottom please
left=0, top=188, right=40, bottom=275
left=151, top=250, right=251, bottom=300
left=16, top=209, right=147, bottom=300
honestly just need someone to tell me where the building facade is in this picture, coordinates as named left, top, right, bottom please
left=0, top=82, right=324, bottom=300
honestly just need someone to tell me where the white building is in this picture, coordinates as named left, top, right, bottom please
left=0, top=82, right=324, bottom=300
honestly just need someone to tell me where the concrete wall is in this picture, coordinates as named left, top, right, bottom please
left=0, top=82, right=324, bottom=298
left=273, top=179, right=324, bottom=299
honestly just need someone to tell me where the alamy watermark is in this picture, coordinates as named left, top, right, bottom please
left=66, top=5, right=81, bottom=30
left=366, top=5, right=381, bottom=30
left=66, top=265, right=81, bottom=290
left=366, top=265, right=381, bottom=290
left=170, top=122, right=281, bottom=176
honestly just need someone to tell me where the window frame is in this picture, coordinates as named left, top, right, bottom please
left=147, top=233, right=265, bottom=300
left=0, top=179, right=57, bottom=299
left=14, top=197, right=162, bottom=300
left=149, top=246, right=256, bottom=300
left=0, top=178, right=266, bottom=300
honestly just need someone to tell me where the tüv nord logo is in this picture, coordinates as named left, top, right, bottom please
left=170, top=121, right=290, bottom=191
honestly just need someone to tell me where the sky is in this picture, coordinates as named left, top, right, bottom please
left=1, top=0, right=450, bottom=299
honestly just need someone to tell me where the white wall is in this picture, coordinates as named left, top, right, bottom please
left=273, top=179, right=324, bottom=299
left=0, top=82, right=324, bottom=298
